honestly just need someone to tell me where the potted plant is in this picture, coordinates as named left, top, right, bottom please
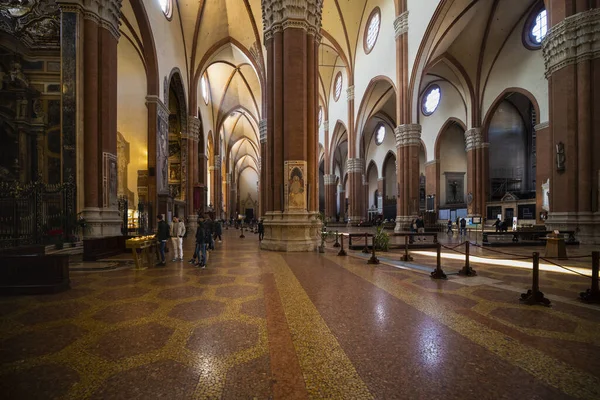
left=374, top=225, right=390, bottom=252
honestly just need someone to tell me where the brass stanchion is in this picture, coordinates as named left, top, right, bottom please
left=240, top=225, right=245, bottom=239
left=337, top=233, right=347, bottom=256
left=362, top=233, right=370, bottom=253
left=430, top=243, right=447, bottom=279
left=333, top=230, right=341, bottom=248
left=401, top=235, right=413, bottom=261
left=520, top=252, right=550, bottom=306
left=458, top=241, right=477, bottom=276
left=368, top=235, right=379, bottom=265
left=580, top=251, right=600, bottom=303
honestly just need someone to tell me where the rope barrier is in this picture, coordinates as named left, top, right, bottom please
left=539, top=256, right=597, bottom=280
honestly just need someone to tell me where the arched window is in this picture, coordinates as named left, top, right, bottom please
left=523, top=8, right=547, bottom=49
left=422, top=85, right=441, bottom=116
left=364, top=7, right=381, bottom=54
left=158, top=0, right=172, bottom=19
left=375, top=124, right=385, bottom=145
left=201, top=74, right=209, bottom=105
left=334, top=72, right=342, bottom=102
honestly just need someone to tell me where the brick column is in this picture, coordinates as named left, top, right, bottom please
left=324, top=174, right=337, bottom=219
left=464, top=128, right=481, bottom=217
left=394, top=124, right=421, bottom=231
left=187, top=116, right=200, bottom=230
left=259, top=119, right=267, bottom=218
left=260, top=0, right=323, bottom=251
left=543, top=6, right=600, bottom=243
left=59, top=0, right=122, bottom=238
left=338, top=186, right=346, bottom=221
left=347, top=158, right=365, bottom=223
left=198, top=152, right=208, bottom=214
left=425, top=160, right=439, bottom=211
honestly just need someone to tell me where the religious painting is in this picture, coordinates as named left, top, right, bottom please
left=103, top=152, right=118, bottom=208
left=168, top=140, right=181, bottom=158
left=444, top=172, right=465, bottom=205
left=285, top=161, right=306, bottom=211
left=169, top=163, right=181, bottom=182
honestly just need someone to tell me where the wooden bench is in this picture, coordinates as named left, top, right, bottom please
left=389, top=232, right=439, bottom=249
left=482, top=230, right=578, bottom=246
left=0, top=254, right=70, bottom=295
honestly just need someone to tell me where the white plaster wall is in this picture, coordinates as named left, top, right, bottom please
left=407, top=0, right=440, bottom=78
left=326, top=67, right=349, bottom=151
left=482, top=18, right=548, bottom=123
left=420, top=80, right=467, bottom=162
left=353, top=0, right=397, bottom=123
left=117, top=37, right=148, bottom=205
left=144, top=0, right=190, bottom=106
left=367, top=165, right=378, bottom=209
left=384, top=156, right=397, bottom=197
left=365, top=123, right=396, bottom=179
left=238, top=168, right=259, bottom=212
left=439, top=124, right=467, bottom=207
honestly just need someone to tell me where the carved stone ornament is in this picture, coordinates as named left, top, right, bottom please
left=394, top=11, right=408, bottom=38
left=259, top=119, right=267, bottom=143
left=464, top=128, right=482, bottom=151
left=0, top=0, right=60, bottom=49
left=543, top=8, right=600, bottom=78
left=262, top=0, right=324, bottom=40
left=324, top=174, right=336, bottom=185
left=394, top=124, right=421, bottom=147
left=188, top=116, right=201, bottom=142
left=346, top=158, right=364, bottom=174
left=346, top=85, right=355, bottom=102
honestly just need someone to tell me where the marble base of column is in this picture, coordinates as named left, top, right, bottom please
left=187, top=214, right=198, bottom=233
left=545, top=212, right=600, bottom=244
left=394, top=215, right=413, bottom=232
left=81, top=207, right=122, bottom=238
left=260, top=211, right=321, bottom=252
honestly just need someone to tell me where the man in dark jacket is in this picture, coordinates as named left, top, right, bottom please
left=214, top=219, right=223, bottom=243
left=205, top=215, right=215, bottom=250
left=258, top=219, right=264, bottom=241
left=191, top=216, right=207, bottom=268
left=155, top=214, right=169, bottom=266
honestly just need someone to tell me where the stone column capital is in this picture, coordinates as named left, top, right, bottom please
left=214, top=157, right=221, bottom=170
left=346, top=85, right=355, bottom=101
left=324, top=174, right=337, bottom=185
left=188, top=116, right=201, bottom=141
left=323, top=120, right=329, bottom=131
left=262, top=0, right=324, bottom=40
left=394, top=11, right=409, bottom=38
left=346, top=158, right=364, bottom=173
left=58, top=0, right=122, bottom=39
left=543, top=8, right=600, bottom=78
left=259, top=119, right=267, bottom=143
left=394, top=124, right=421, bottom=147
left=146, top=95, right=169, bottom=122
left=464, top=127, right=482, bottom=151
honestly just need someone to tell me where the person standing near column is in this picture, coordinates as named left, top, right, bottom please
left=176, top=216, right=185, bottom=261
left=170, top=217, right=179, bottom=262
left=155, top=215, right=169, bottom=266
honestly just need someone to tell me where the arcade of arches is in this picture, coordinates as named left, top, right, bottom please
left=2, top=0, right=600, bottom=398
left=3, top=0, right=600, bottom=248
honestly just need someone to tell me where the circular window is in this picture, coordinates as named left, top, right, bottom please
left=364, top=7, right=381, bottom=54
left=334, top=72, right=342, bottom=102
left=159, top=0, right=172, bottom=19
left=318, top=106, right=323, bottom=127
left=201, top=74, right=209, bottom=105
left=422, top=85, right=441, bottom=116
left=524, top=8, right=547, bottom=49
left=375, top=124, right=385, bottom=145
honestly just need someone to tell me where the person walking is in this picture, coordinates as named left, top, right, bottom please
left=492, top=217, right=501, bottom=232
left=447, top=219, right=453, bottom=234
left=205, top=215, right=215, bottom=250
left=416, top=215, right=425, bottom=241
left=460, top=217, right=467, bottom=236
left=193, top=216, right=207, bottom=268
left=258, top=219, right=264, bottom=241
left=155, top=214, right=169, bottom=266
left=214, top=219, right=222, bottom=243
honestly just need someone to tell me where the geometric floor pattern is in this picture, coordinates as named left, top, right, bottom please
left=1, top=229, right=599, bottom=399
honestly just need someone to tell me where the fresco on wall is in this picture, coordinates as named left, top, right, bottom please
left=285, top=161, right=306, bottom=210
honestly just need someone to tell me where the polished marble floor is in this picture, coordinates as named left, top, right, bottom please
left=1, top=228, right=600, bottom=399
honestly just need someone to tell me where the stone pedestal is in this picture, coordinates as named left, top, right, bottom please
left=260, top=212, right=320, bottom=252
left=82, top=207, right=122, bottom=238
left=546, top=212, right=600, bottom=244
